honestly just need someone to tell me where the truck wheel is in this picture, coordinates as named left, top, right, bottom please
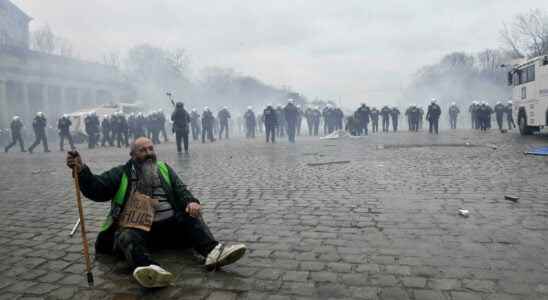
left=519, top=114, right=531, bottom=135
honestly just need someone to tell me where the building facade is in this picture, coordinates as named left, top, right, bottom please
left=0, top=0, right=126, bottom=127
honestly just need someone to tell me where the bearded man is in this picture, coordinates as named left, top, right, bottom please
left=66, top=137, right=246, bottom=288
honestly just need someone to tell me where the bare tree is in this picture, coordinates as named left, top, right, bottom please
left=102, top=50, right=121, bottom=69
left=57, top=37, right=75, bottom=58
left=30, top=24, right=76, bottom=57
left=500, top=9, right=548, bottom=58
left=30, top=24, right=55, bottom=54
left=168, top=48, right=190, bottom=76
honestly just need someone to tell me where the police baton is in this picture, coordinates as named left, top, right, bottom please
left=70, top=159, right=94, bottom=287
left=166, top=92, right=175, bottom=107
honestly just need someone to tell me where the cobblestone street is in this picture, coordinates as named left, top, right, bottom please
left=1, top=130, right=547, bottom=300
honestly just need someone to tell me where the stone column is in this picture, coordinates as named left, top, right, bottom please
left=0, top=80, right=8, bottom=128
left=74, top=88, right=81, bottom=111
left=42, top=84, right=51, bottom=117
left=22, top=82, right=31, bottom=122
left=60, top=86, right=66, bottom=110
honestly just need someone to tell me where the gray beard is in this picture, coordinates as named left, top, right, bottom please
left=135, top=159, right=161, bottom=196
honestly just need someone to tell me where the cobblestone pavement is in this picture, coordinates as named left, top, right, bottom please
left=1, top=129, right=548, bottom=300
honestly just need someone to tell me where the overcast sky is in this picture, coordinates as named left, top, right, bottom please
left=13, top=0, right=548, bottom=106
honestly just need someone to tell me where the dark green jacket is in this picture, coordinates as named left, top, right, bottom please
left=78, top=159, right=199, bottom=253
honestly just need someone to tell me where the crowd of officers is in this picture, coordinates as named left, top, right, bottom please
left=3, top=110, right=169, bottom=153
left=348, top=99, right=443, bottom=135
left=468, top=100, right=515, bottom=132
left=2, top=98, right=517, bottom=153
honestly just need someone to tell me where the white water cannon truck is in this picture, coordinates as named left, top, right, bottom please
left=507, top=55, right=548, bottom=135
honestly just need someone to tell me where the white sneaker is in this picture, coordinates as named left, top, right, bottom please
left=205, top=243, right=247, bottom=270
left=132, top=265, right=175, bottom=288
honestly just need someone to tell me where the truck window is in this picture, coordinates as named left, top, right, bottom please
left=521, top=65, right=535, bottom=84
left=513, top=71, right=520, bottom=86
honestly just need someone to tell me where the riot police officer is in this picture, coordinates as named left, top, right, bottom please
left=58, top=114, right=75, bottom=151
left=158, top=109, right=169, bottom=142
left=217, top=107, right=231, bottom=140
left=101, top=115, right=113, bottom=147
left=4, top=116, right=25, bottom=153
left=380, top=106, right=391, bottom=132
left=84, top=112, right=100, bottom=149
left=284, top=99, right=299, bottom=143
left=334, top=106, right=344, bottom=131
left=190, top=108, right=201, bottom=141
left=243, top=106, right=256, bottom=138
left=112, top=112, right=129, bottom=148
left=296, top=105, right=304, bottom=135
left=263, top=104, right=277, bottom=143
left=469, top=101, right=479, bottom=129
left=134, top=113, right=147, bottom=140
left=28, top=112, right=50, bottom=153
left=370, top=107, right=379, bottom=133
left=311, top=107, right=321, bottom=136
left=406, top=104, right=420, bottom=132
left=171, top=102, right=191, bottom=153
left=202, top=107, right=215, bottom=143
left=355, top=103, right=370, bottom=135
left=448, top=102, right=460, bottom=129
left=391, top=107, right=400, bottom=132
left=506, top=100, right=515, bottom=130
left=426, top=99, right=441, bottom=134
left=477, top=101, right=489, bottom=131
left=276, top=104, right=285, bottom=137
left=494, top=101, right=506, bottom=132
left=305, top=107, right=314, bottom=136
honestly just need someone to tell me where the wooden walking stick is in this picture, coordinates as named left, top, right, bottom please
left=72, top=163, right=94, bottom=287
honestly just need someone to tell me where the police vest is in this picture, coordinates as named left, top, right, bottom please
left=100, top=161, right=172, bottom=232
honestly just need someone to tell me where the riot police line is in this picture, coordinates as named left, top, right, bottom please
left=1, top=98, right=516, bottom=153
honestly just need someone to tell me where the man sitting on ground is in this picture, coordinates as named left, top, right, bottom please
left=66, top=137, right=246, bottom=288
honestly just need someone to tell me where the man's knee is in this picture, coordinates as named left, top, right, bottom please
left=115, top=228, right=146, bottom=250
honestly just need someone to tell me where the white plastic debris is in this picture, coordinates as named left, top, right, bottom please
left=320, top=130, right=352, bottom=140
left=458, top=209, right=470, bottom=217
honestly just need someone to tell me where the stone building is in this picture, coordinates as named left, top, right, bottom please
left=0, top=0, right=127, bottom=127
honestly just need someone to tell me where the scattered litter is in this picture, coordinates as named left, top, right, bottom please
left=458, top=209, right=470, bottom=217
left=524, top=146, right=548, bottom=156
left=465, top=142, right=471, bottom=146
left=486, top=144, right=498, bottom=150
left=376, top=145, right=385, bottom=150
left=320, top=130, right=352, bottom=140
left=307, top=160, right=351, bottom=167
left=504, top=195, right=520, bottom=202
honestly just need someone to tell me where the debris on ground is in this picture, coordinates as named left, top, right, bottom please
left=320, top=130, right=357, bottom=140
left=504, top=195, right=520, bottom=202
left=486, top=144, right=498, bottom=150
left=458, top=209, right=470, bottom=217
left=376, top=145, right=385, bottom=150
left=307, top=160, right=351, bottom=167
left=524, top=146, right=548, bottom=156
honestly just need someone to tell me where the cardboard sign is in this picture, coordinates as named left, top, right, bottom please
left=118, top=192, right=158, bottom=232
